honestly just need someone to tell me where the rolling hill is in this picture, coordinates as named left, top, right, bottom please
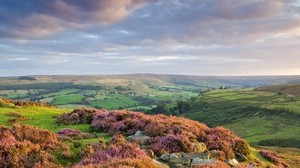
left=0, top=97, right=294, bottom=167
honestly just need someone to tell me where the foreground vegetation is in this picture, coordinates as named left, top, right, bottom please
left=0, top=98, right=291, bottom=167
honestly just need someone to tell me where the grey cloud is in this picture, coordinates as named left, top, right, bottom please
left=0, top=0, right=151, bottom=39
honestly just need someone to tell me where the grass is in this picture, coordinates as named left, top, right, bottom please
left=53, top=94, right=84, bottom=105
left=182, top=88, right=300, bottom=148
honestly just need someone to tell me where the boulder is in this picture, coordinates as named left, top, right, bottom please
left=191, top=158, right=215, bottom=165
left=127, top=131, right=150, bottom=146
left=182, top=152, right=210, bottom=159
left=226, top=159, right=239, bottom=167
left=193, top=142, right=207, bottom=153
left=169, top=157, right=191, bottom=165
left=160, top=153, right=179, bottom=162
left=209, top=150, right=221, bottom=159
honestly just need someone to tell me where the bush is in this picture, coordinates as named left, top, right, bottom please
left=91, top=110, right=250, bottom=159
left=206, top=127, right=251, bottom=159
left=0, top=124, right=70, bottom=167
left=57, top=128, right=94, bottom=140
left=56, top=108, right=108, bottom=125
left=76, top=134, right=159, bottom=168
left=259, top=150, right=289, bottom=168
left=150, top=134, right=193, bottom=155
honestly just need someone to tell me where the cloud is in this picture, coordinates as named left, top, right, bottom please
left=0, top=0, right=300, bottom=76
left=0, top=0, right=150, bottom=39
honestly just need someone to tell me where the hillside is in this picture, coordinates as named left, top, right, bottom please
left=256, top=84, right=300, bottom=96
left=177, top=86, right=300, bottom=148
left=0, top=97, right=291, bottom=168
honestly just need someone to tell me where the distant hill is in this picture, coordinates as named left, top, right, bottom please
left=1, top=74, right=300, bottom=88
left=256, top=84, right=300, bottom=96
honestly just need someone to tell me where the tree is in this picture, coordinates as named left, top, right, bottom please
left=177, top=100, right=191, bottom=114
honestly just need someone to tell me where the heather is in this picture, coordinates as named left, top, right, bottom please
left=57, top=108, right=108, bottom=125
left=57, top=128, right=94, bottom=140
left=259, top=150, right=290, bottom=168
left=0, top=124, right=71, bottom=167
left=76, top=134, right=160, bottom=168
left=91, top=110, right=250, bottom=158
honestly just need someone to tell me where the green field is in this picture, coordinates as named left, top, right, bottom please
left=181, top=87, right=300, bottom=148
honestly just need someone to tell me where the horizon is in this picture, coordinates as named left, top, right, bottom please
left=1, top=73, right=300, bottom=78
left=1, top=0, right=300, bottom=76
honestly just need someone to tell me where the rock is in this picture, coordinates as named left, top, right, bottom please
left=193, top=142, right=207, bottom=153
left=169, top=157, right=191, bottom=165
left=182, top=152, right=210, bottom=159
left=209, top=150, right=221, bottom=159
left=226, top=159, right=239, bottom=167
left=170, top=153, right=180, bottom=160
left=160, top=154, right=171, bottom=162
left=236, top=153, right=247, bottom=162
left=127, top=131, right=150, bottom=146
left=191, top=158, right=215, bottom=165
left=134, top=130, right=144, bottom=136
left=152, top=159, right=170, bottom=168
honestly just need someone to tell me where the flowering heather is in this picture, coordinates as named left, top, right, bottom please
left=191, top=160, right=230, bottom=168
left=259, top=150, right=290, bottom=168
left=77, top=134, right=159, bottom=168
left=91, top=110, right=251, bottom=159
left=57, top=128, right=93, bottom=140
left=150, top=134, right=193, bottom=155
left=206, top=127, right=250, bottom=159
left=57, top=108, right=108, bottom=125
left=0, top=124, right=70, bottom=167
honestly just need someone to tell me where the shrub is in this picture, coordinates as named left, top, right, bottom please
left=0, top=124, right=70, bottom=167
left=57, top=128, right=94, bottom=140
left=76, top=135, right=159, bottom=168
left=56, top=108, right=108, bottom=125
left=191, top=160, right=230, bottom=168
left=150, top=134, right=193, bottom=155
left=91, top=110, right=250, bottom=160
left=6, top=111, right=29, bottom=124
left=259, top=150, right=290, bottom=168
left=206, top=127, right=250, bottom=159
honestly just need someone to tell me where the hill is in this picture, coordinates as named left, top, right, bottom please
left=174, top=86, right=300, bottom=149
left=1, top=74, right=300, bottom=110
left=0, top=97, right=291, bottom=167
left=256, top=84, right=300, bottom=96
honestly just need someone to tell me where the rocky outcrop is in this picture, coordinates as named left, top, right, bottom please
left=127, top=130, right=150, bottom=146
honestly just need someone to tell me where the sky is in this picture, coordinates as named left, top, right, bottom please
left=0, top=0, right=300, bottom=76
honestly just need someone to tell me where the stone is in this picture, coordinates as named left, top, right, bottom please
left=127, top=131, right=150, bottom=146
left=182, top=152, right=210, bottom=159
left=191, top=158, right=215, bottom=165
left=226, top=159, right=239, bottom=167
left=209, top=150, right=221, bottom=159
left=193, top=142, right=207, bottom=153
left=169, top=157, right=191, bottom=165
left=134, top=130, right=144, bottom=136
left=236, top=153, right=247, bottom=162
left=160, top=154, right=171, bottom=162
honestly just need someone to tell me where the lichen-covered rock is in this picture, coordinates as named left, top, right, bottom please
left=191, top=158, right=216, bottom=165
left=193, top=142, right=207, bottom=153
